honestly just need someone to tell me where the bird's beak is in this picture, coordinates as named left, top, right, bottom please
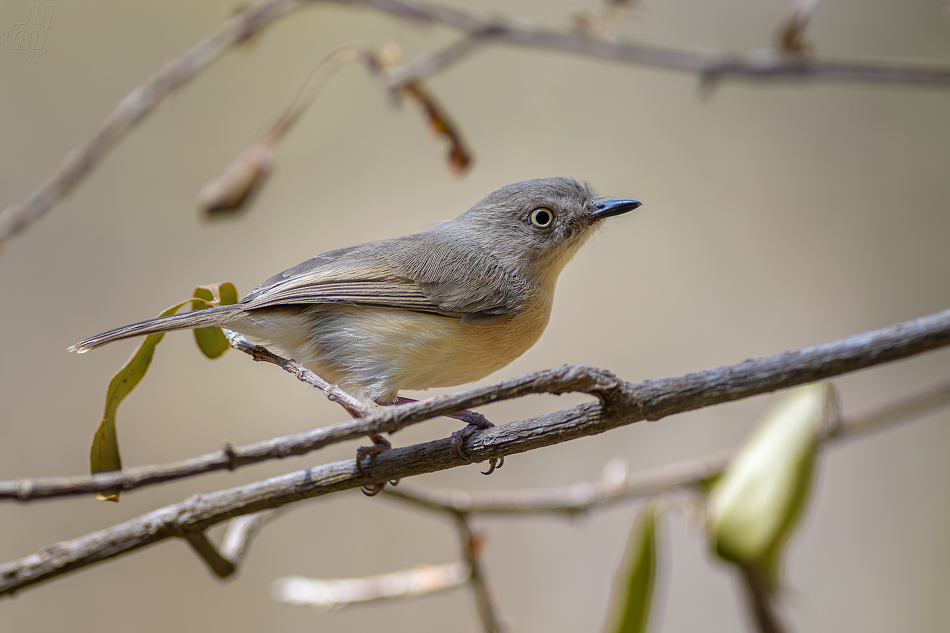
left=587, top=199, right=642, bottom=221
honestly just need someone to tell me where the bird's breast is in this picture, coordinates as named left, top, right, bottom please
left=231, top=295, right=553, bottom=404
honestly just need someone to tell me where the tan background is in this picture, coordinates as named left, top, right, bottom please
left=2, top=0, right=949, bottom=631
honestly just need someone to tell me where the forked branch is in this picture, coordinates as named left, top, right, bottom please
left=2, top=308, right=950, bottom=596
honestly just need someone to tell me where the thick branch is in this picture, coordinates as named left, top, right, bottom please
left=3, top=307, right=950, bottom=502
left=2, top=311, right=950, bottom=596
left=383, top=375, right=950, bottom=515
left=6, top=0, right=950, bottom=246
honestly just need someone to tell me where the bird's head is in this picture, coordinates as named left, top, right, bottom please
left=453, top=177, right=641, bottom=286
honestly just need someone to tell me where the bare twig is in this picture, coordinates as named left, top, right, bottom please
left=383, top=2, right=950, bottom=88
left=219, top=510, right=282, bottom=570
left=6, top=0, right=950, bottom=246
left=825, top=377, right=950, bottom=440
left=182, top=510, right=282, bottom=578
left=739, top=565, right=788, bottom=633
left=271, top=562, right=468, bottom=608
left=2, top=326, right=950, bottom=596
left=383, top=453, right=731, bottom=516
left=3, top=307, right=950, bottom=502
left=183, top=531, right=238, bottom=578
left=456, top=516, right=504, bottom=633
left=0, top=0, right=304, bottom=247
left=199, top=43, right=387, bottom=215
left=224, top=330, right=373, bottom=415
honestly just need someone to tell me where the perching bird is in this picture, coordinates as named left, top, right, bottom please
left=72, top=177, right=641, bottom=480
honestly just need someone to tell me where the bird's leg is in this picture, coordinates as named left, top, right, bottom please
left=394, top=397, right=504, bottom=475
left=347, top=405, right=399, bottom=496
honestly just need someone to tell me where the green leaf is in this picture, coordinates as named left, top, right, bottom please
left=191, top=282, right=239, bottom=359
left=90, top=302, right=189, bottom=502
left=707, top=383, right=837, bottom=589
left=605, top=504, right=660, bottom=633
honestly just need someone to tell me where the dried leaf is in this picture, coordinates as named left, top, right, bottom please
left=778, top=0, right=822, bottom=53
left=90, top=301, right=191, bottom=501
left=400, top=81, right=473, bottom=174
left=192, top=282, right=239, bottom=359
left=708, top=383, right=837, bottom=588
left=604, top=504, right=660, bottom=633
left=198, top=142, right=273, bottom=217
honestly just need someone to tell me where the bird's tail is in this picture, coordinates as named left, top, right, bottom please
left=69, top=304, right=245, bottom=353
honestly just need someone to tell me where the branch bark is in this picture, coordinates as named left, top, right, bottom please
left=383, top=374, right=950, bottom=515
left=2, top=309, right=950, bottom=596
left=3, top=307, right=950, bottom=502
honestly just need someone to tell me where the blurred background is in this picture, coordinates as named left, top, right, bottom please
left=1, top=0, right=949, bottom=631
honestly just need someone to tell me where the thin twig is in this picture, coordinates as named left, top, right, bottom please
left=271, top=562, right=468, bottom=608
left=3, top=307, right=950, bottom=502
left=183, top=509, right=282, bottom=578
left=455, top=515, right=504, bottom=633
left=0, top=0, right=304, bottom=246
left=224, top=330, right=373, bottom=415
left=383, top=453, right=732, bottom=516
left=739, top=565, right=787, bottom=633
left=2, top=344, right=949, bottom=597
left=198, top=43, right=388, bottom=215
left=6, top=0, right=950, bottom=245
left=183, top=531, right=237, bottom=578
left=219, top=510, right=282, bottom=570
left=382, top=1, right=950, bottom=88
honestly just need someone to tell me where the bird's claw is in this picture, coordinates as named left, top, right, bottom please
left=481, top=456, right=504, bottom=475
left=450, top=412, right=504, bottom=475
left=356, top=433, right=391, bottom=476
left=361, top=479, right=400, bottom=496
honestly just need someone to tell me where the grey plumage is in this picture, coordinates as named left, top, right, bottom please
left=71, top=177, right=641, bottom=404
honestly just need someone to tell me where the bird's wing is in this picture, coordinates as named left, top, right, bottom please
left=240, top=237, right=525, bottom=322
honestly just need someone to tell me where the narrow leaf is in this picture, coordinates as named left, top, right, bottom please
left=708, top=382, right=837, bottom=588
left=192, top=282, right=239, bottom=359
left=605, top=504, right=660, bottom=633
left=90, top=301, right=190, bottom=501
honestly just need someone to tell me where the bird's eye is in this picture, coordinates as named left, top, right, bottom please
left=530, top=208, right=554, bottom=228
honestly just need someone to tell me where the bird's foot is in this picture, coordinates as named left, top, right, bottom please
left=356, top=433, right=400, bottom=494
left=390, top=397, right=506, bottom=475
left=355, top=432, right=391, bottom=475
left=448, top=409, right=504, bottom=476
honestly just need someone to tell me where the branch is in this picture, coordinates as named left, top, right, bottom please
left=271, top=562, right=468, bottom=608
left=387, top=9, right=950, bottom=90
left=0, top=0, right=304, bottom=247
left=3, top=311, right=950, bottom=596
left=185, top=510, right=281, bottom=578
left=455, top=515, right=505, bottom=633
left=224, top=330, right=373, bottom=415
left=7, top=0, right=950, bottom=246
left=382, top=375, right=950, bottom=516
left=4, top=307, right=950, bottom=502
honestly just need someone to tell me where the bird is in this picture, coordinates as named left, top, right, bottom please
left=71, top=177, right=641, bottom=485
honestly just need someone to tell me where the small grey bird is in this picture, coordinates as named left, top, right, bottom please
left=72, top=177, right=641, bottom=477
